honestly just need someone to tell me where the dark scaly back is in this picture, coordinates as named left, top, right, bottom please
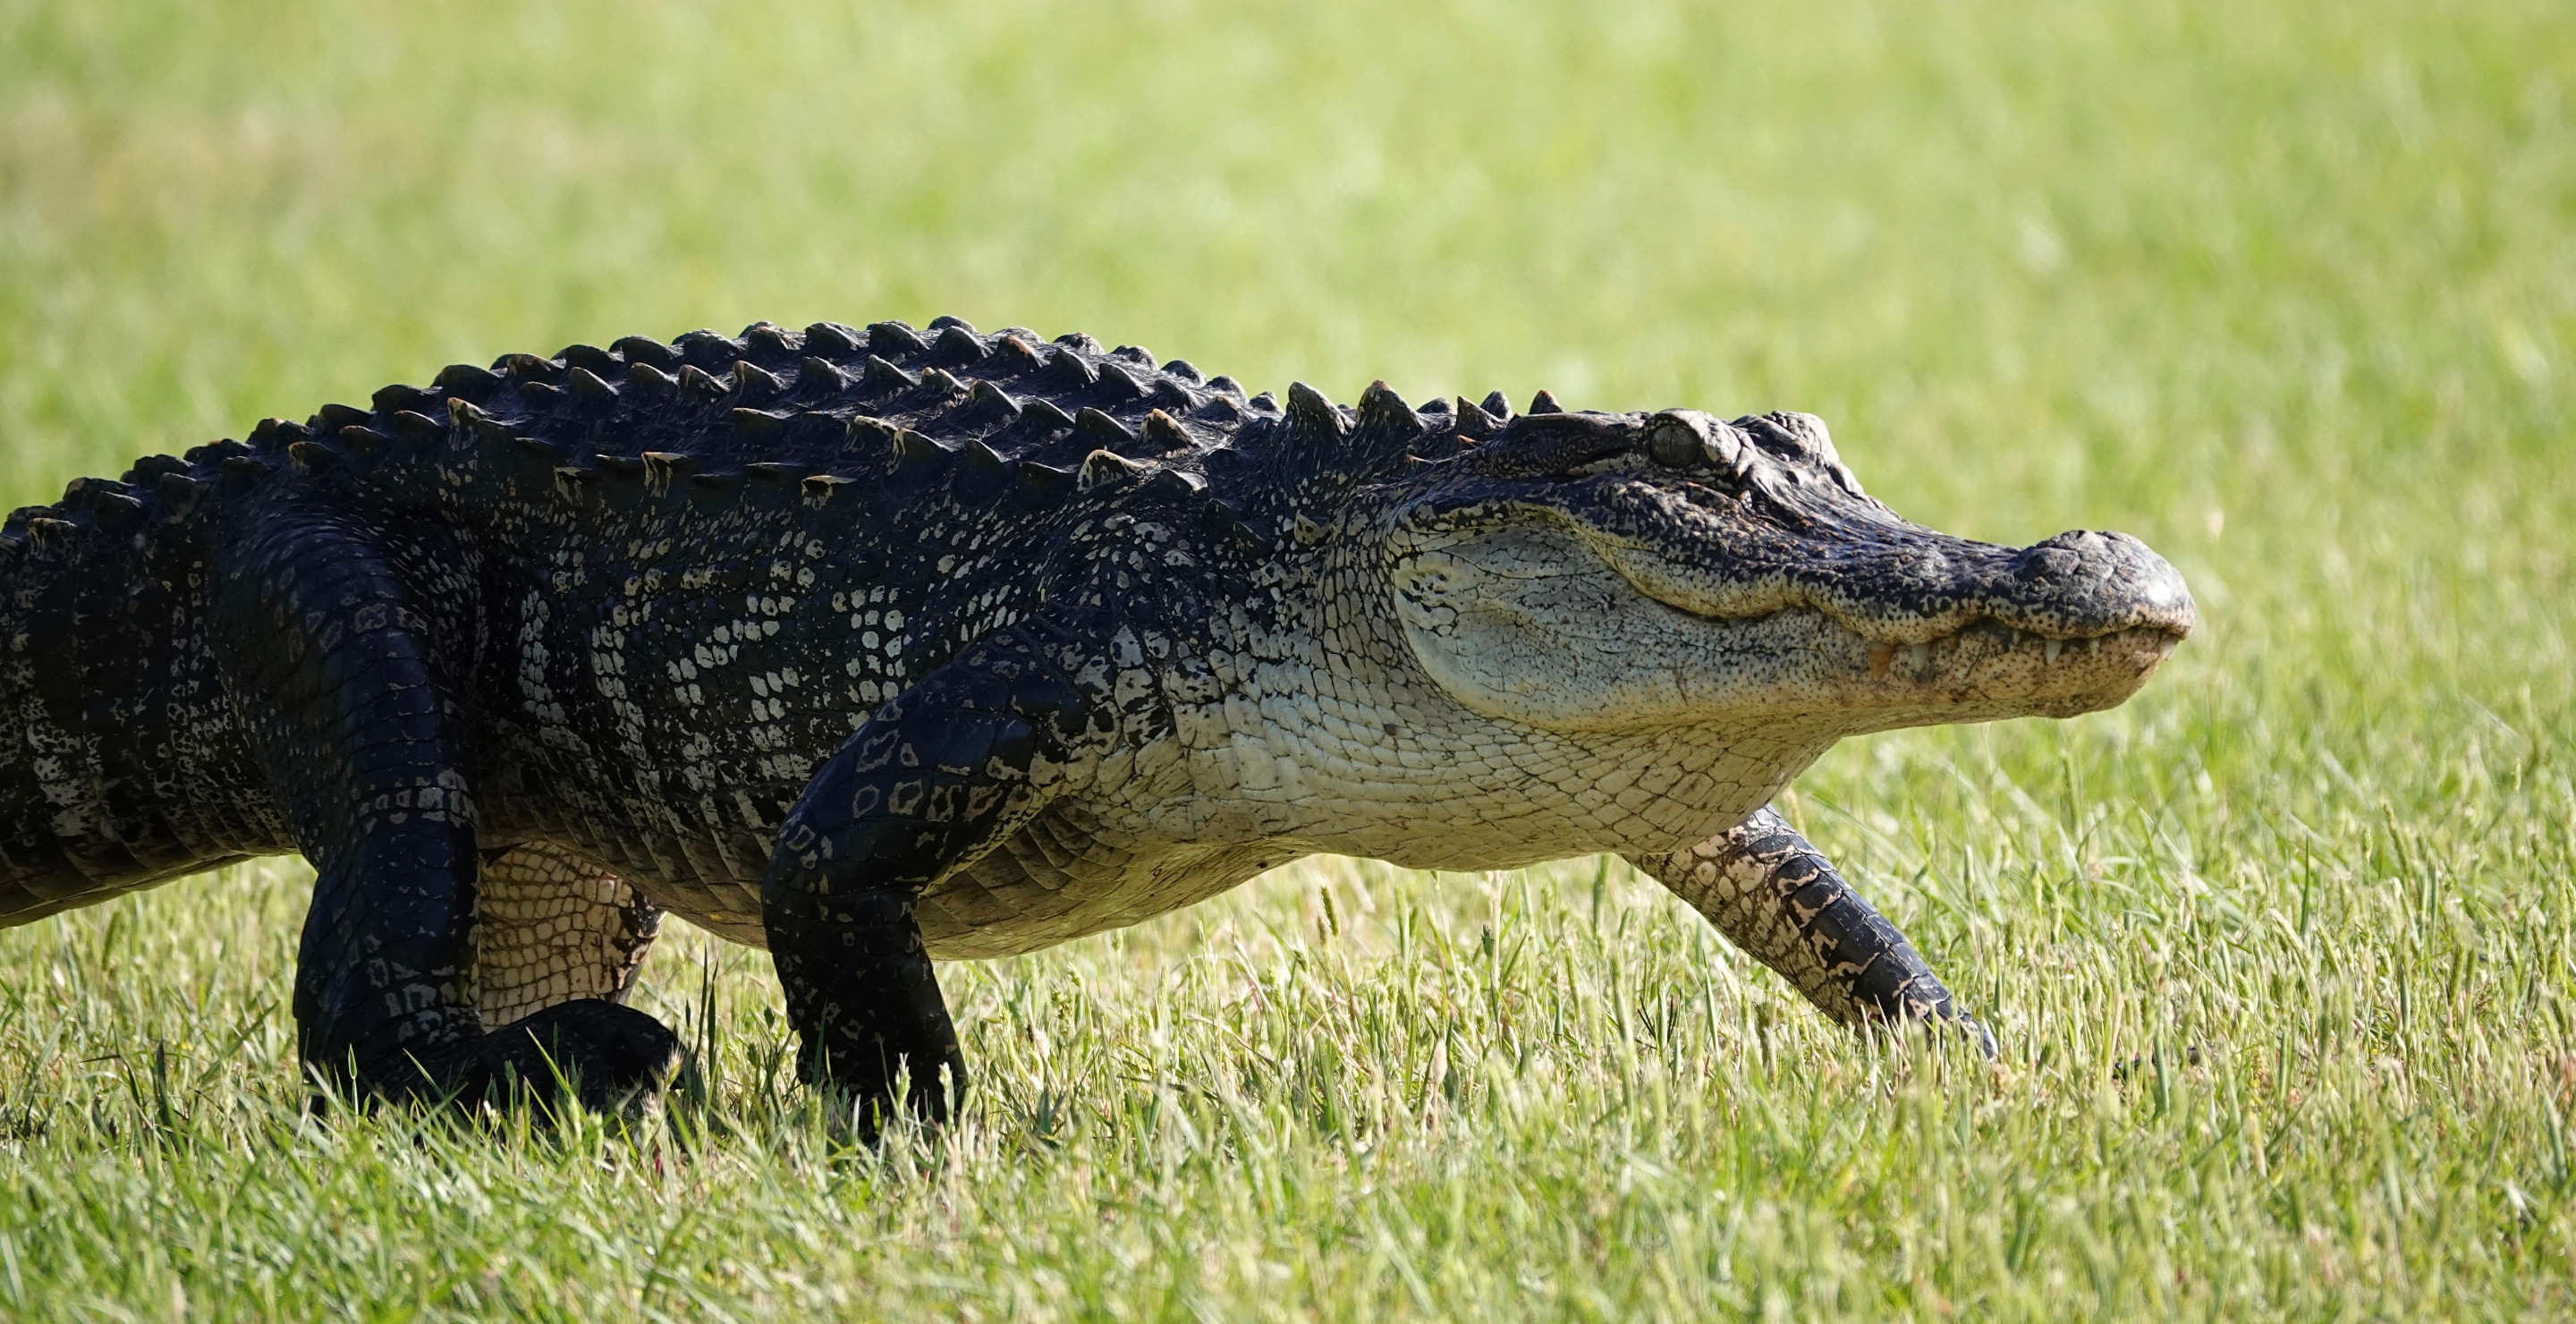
left=0, top=317, right=1489, bottom=920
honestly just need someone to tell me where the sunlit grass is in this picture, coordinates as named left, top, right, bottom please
left=3, top=0, right=2572, bottom=1318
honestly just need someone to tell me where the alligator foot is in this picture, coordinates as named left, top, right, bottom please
left=436, top=999, right=688, bottom=1114
left=1629, top=805, right=1996, bottom=1057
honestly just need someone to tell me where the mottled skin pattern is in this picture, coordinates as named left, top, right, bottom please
left=0, top=317, right=2193, bottom=1124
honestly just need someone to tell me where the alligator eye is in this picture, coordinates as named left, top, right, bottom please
left=1645, top=419, right=1704, bottom=469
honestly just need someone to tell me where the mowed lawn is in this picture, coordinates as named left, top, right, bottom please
left=4, top=0, right=2572, bottom=1318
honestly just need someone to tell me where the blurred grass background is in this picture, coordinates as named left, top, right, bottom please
left=2, top=0, right=2572, bottom=1318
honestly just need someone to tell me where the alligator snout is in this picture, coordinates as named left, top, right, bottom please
left=1993, top=530, right=2196, bottom=641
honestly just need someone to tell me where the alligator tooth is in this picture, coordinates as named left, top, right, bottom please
left=2044, top=639, right=2063, bottom=665
left=1908, top=642, right=1930, bottom=672
left=2088, top=637, right=2100, bottom=657
left=1868, top=645, right=1894, bottom=678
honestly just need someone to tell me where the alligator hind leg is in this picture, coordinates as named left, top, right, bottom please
left=1627, top=805, right=1996, bottom=1056
left=468, top=842, right=663, bottom=1027
left=212, top=515, right=682, bottom=1109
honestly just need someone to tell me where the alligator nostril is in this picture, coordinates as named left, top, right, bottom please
left=2013, top=547, right=2082, bottom=583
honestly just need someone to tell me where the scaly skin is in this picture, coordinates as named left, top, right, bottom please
left=0, top=317, right=2192, bottom=1125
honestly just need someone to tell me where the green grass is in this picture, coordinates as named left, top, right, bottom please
left=4, top=0, right=2573, bottom=1317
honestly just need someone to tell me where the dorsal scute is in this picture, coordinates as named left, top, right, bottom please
left=13, top=319, right=1481, bottom=567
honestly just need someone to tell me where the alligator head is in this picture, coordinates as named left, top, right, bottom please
left=1368, top=407, right=2195, bottom=738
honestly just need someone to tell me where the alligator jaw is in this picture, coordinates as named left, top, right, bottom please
left=1836, top=618, right=2187, bottom=726
left=1620, top=584, right=2191, bottom=730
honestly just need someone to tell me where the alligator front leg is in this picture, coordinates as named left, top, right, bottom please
left=1627, top=806, right=1995, bottom=1056
left=765, top=621, right=1103, bottom=1134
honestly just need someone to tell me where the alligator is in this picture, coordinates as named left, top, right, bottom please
left=0, top=317, right=2194, bottom=1125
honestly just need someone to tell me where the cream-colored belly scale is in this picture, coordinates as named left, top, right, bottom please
left=469, top=809, right=1287, bottom=1024
left=466, top=842, right=663, bottom=1026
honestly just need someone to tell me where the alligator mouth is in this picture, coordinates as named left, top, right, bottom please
left=1859, top=617, right=2185, bottom=680
left=1627, top=585, right=2190, bottom=723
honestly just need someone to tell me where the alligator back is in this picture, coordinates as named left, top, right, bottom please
left=0, top=316, right=1309, bottom=938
